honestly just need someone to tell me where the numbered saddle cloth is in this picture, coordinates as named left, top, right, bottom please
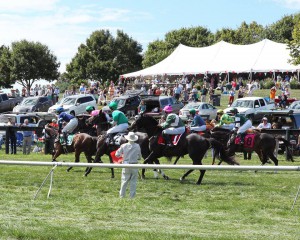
left=235, top=134, right=255, bottom=148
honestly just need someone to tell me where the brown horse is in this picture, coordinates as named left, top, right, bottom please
left=51, top=133, right=102, bottom=177
left=211, top=127, right=293, bottom=166
left=85, top=110, right=110, bottom=136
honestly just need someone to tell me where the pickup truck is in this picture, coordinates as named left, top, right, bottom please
left=224, top=97, right=275, bottom=123
left=0, top=93, right=23, bottom=113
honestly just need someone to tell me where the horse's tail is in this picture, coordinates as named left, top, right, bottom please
left=209, top=138, right=239, bottom=165
left=276, top=137, right=294, bottom=162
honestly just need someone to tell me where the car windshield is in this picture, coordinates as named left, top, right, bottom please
left=183, top=103, right=200, bottom=110
left=112, top=99, right=126, bottom=108
left=20, top=98, right=38, bottom=105
left=0, top=115, right=16, bottom=124
left=231, top=100, right=253, bottom=108
left=289, top=101, right=300, bottom=109
left=59, top=97, right=76, bottom=105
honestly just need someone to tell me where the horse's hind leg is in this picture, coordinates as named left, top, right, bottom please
left=84, top=153, right=94, bottom=177
left=180, top=169, right=194, bottom=182
left=67, top=149, right=81, bottom=172
left=108, top=156, right=115, bottom=178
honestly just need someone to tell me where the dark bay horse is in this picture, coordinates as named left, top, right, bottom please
left=130, top=115, right=238, bottom=185
left=85, top=110, right=110, bottom=136
left=51, top=133, right=100, bottom=176
left=211, top=127, right=293, bottom=166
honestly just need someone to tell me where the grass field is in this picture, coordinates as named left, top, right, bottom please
left=0, top=89, right=300, bottom=240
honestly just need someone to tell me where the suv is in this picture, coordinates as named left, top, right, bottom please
left=48, top=94, right=97, bottom=116
left=102, top=90, right=143, bottom=117
left=140, top=95, right=184, bottom=118
left=13, top=96, right=53, bottom=113
left=0, top=112, right=57, bottom=138
left=256, top=109, right=300, bottom=153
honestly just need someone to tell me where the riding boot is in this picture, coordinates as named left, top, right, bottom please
left=106, top=133, right=116, bottom=145
left=62, top=132, right=68, bottom=146
left=239, top=133, right=246, bottom=145
left=162, top=133, right=173, bottom=146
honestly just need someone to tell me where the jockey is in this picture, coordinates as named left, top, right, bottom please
left=107, top=101, right=129, bottom=143
left=86, top=105, right=95, bottom=115
left=161, top=105, right=185, bottom=146
left=56, top=107, right=78, bottom=145
left=228, top=107, right=252, bottom=144
left=189, top=108, right=206, bottom=132
left=215, top=110, right=235, bottom=130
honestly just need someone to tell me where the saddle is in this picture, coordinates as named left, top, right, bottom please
left=59, top=134, right=74, bottom=146
left=107, top=132, right=127, bottom=146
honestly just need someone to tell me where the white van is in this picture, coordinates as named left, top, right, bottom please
left=48, top=94, right=97, bottom=116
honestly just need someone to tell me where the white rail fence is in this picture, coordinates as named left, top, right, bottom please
left=0, top=160, right=299, bottom=210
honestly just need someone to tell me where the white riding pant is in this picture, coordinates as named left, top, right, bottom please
left=62, top=118, right=78, bottom=134
left=163, top=126, right=185, bottom=135
left=107, top=123, right=129, bottom=134
left=237, top=120, right=252, bottom=134
left=190, top=125, right=206, bottom=132
left=220, top=123, right=235, bottom=130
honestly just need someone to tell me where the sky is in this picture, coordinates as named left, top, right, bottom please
left=0, top=0, right=300, bottom=74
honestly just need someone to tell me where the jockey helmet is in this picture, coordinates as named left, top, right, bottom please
left=217, top=109, right=224, bottom=115
left=228, top=107, right=238, bottom=115
left=86, top=105, right=94, bottom=112
left=163, top=104, right=173, bottom=113
left=109, top=101, right=118, bottom=110
left=56, top=107, right=65, bottom=114
left=189, top=108, right=196, bottom=115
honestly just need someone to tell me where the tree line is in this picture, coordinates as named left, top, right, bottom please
left=0, top=13, right=300, bottom=92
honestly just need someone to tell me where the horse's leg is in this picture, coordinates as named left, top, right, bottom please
left=143, top=152, right=158, bottom=179
left=173, top=156, right=180, bottom=165
left=108, top=155, right=115, bottom=178
left=180, top=169, right=194, bottom=182
left=84, top=152, right=93, bottom=177
left=67, top=149, right=81, bottom=172
left=52, top=144, right=62, bottom=162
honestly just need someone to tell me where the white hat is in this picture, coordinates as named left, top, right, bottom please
left=124, top=132, right=138, bottom=142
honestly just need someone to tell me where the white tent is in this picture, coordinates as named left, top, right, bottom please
left=121, top=39, right=300, bottom=78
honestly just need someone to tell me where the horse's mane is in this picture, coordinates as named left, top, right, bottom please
left=141, top=114, right=159, bottom=126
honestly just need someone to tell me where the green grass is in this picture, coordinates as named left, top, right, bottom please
left=0, top=149, right=300, bottom=240
left=1, top=89, right=300, bottom=240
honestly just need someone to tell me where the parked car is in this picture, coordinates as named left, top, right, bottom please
left=48, top=94, right=97, bottom=116
left=256, top=109, right=300, bottom=154
left=0, top=112, right=57, bottom=138
left=140, top=95, right=184, bottom=118
left=13, top=96, right=53, bottom=113
left=179, top=102, right=218, bottom=122
left=102, top=90, right=143, bottom=117
left=288, top=100, right=300, bottom=110
left=0, top=93, right=23, bottom=113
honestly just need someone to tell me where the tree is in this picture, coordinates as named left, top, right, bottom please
left=265, top=14, right=295, bottom=42
left=0, top=45, right=13, bottom=88
left=235, top=21, right=265, bottom=44
left=10, top=40, right=60, bottom=93
left=287, top=15, right=300, bottom=65
left=143, top=26, right=213, bottom=68
left=65, top=30, right=142, bottom=86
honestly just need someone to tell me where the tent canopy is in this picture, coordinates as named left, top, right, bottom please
left=122, top=39, right=300, bottom=78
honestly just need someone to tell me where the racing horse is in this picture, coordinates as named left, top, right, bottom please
left=85, top=110, right=111, bottom=136
left=211, top=127, right=293, bottom=166
left=51, top=133, right=101, bottom=176
left=130, top=114, right=238, bottom=185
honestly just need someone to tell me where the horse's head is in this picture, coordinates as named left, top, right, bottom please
left=86, top=110, right=107, bottom=126
left=129, top=114, right=158, bottom=132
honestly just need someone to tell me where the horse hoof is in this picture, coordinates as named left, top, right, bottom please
left=111, top=175, right=115, bottom=179
left=163, top=175, right=169, bottom=180
left=141, top=175, right=145, bottom=180
left=196, top=182, right=201, bottom=185
left=180, top=177, right=184, bottom=182
left=52, top=160, right=57, bottom=162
